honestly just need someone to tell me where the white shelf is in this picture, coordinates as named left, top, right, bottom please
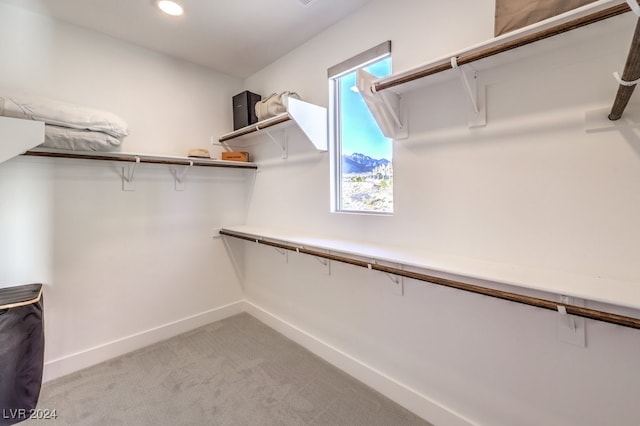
left=22, top=147, right=258, bottom=169
left=218, top=98, right=327, bottom=154
left=0, top=116, right=45, bottom=164
left=359, top=0, right=636, bottom=138
left=221, top=225, right=640, bottom=312
left=21, top=148, right=257, bottom=191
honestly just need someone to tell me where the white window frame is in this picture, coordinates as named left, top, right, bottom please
left=328, top=41, right=392, bottom=214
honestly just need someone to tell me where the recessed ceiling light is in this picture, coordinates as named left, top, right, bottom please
left=157, top=0, right=184, bottom=16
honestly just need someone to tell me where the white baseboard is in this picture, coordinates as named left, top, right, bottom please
left=42, top=300, right=244, bottom=382
left=243, top=300, right=476, bottom=426
left=43, top=299, right=473, bottom=425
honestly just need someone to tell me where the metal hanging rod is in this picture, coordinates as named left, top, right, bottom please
left=609, top=15, right=640, bottom=120
left=22, top=149, right=257, bottom=169
left=374, top=2, right=633, bottom=93
left=220, top=229, right=640, bottom=330
left=219, top=114, right=291, bottom=143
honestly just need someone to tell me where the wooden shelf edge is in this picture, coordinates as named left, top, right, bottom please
left=219, top=114, right=292, bottom=143
left=219, top=225, right=640, bottom=313
left=373, top=0, right=631, bottom=93
left=217, top=99, right=329, bottom=153
left=22, top=148, right=258, bottom=169
left=220, top=226, right=640, bottom=330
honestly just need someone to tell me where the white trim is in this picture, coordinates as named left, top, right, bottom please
left=42, top=300, right=244, bottom=382
left=243, top=300, right=477, bottom=426
left=41, top=299, right=474, bottom=424
left=328, top=40, right=391, bottom=78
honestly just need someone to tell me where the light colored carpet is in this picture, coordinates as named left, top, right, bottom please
left=27, top=313, right=431, bottom=425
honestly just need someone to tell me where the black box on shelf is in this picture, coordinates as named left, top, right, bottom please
left=232, top=91, right=261, bottom=131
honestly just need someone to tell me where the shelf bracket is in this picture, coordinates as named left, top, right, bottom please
left=450, top=57, right=486, bottom=128
left=293, top=246, right=331, bottom=275
left=171, top=161, right=192, bottom=191
left=264, top=128, right=288, bottom=159
left=272, top=247, right=288, bottom=263
left=557, top=295, right=586, bottom=348
left=313, top=251, right=331, bottom=275
left=121, top=156, right=140, bottom=191
left=626, top=0, right=640, bottom=16
left=357, top=69, right=408, bottom=140
left=380, top=261, right=404, bottom=296
left=367, top=259, right=404, bottom=295
left=387, top=264, right=404, bottom=296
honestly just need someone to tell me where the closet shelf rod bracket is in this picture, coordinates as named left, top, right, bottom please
left=264, top=128, right=288, bottom=159
left=557, top=295, right=586, bottom=347
left=451, top=57, right=479, bottom=113
left=626, top=0, right=640, bottom=16
left=373, top=259, right=404, bottom=295
left=450, top=57, right=486, bottom=128
left=122, top=156, right=140, bottom=191
left=313, top=250, right=331, bottom=275
left=172, top=161, right=192, bottom=191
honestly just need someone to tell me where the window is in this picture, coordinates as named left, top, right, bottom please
left=329, top=42, right=392, bottom=214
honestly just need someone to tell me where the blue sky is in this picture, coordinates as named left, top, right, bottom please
left=339, top=57, right=392, bottom=160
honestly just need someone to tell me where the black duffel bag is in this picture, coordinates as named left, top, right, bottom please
left=0, top=284, right=44, bottom=425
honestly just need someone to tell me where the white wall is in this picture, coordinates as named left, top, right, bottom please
left=0, top=3, right=249, bottom=380
left=240, top=0, right=640, bottom=425
left=0, top=3, right=240, bottom=157
left=2, top=1, right=639, bottom=424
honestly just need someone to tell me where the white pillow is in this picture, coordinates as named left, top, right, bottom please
left=0, top=95, right=128, bottom=138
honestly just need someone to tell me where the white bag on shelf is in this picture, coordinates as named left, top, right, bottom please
left=255, top=91, right=300, bottom=121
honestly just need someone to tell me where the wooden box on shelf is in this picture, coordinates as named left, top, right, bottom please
left=222, top=151, right=250, bottom=162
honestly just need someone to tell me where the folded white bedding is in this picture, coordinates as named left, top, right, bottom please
left=0, top=95, right=128, bottom=138
left=41, top=125, right=122, bottom=152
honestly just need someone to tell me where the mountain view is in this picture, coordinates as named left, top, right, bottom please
left=342, top=153, right=390, bottom=174
left=341, top=153, right=393, bottom=213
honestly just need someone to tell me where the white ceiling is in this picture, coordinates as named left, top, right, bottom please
left=0, top=0, right=373, bottom=78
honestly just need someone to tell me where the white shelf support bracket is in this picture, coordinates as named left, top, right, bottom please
left=272, top=247, right=288, bottom=263
left=312, top=253, right=331, bottom=275
left=451, top=57, right=479, bottom=113
left=122, top=156, right=140, bottom=191
left=450, top=57, right=487, bottom=128
left=369, top=259, right=404, bottom=295
left=172, top=161, right=192, bottom=191
left=381, top=263, right=404, bottom=296
left=626, top=0, right=640, bottom=16
left=264, top=128, right=288, bottom=159
left=384, top=271, right=400, bottom=284
left=557, top=295, right=586, bottom=348
left=294, top=246, right=331, bottom=275
left=391, top=264, right=405, bottom=296
left=386, top=272, right=404, bottom=296
left=367, top=258, right=376, bottom=271
left=357, top=69, right=408, bottom=140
